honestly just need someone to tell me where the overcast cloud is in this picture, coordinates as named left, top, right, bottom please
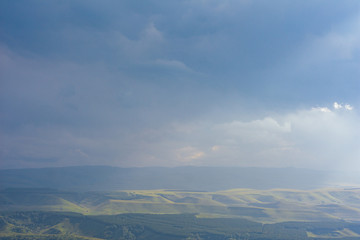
left=0, top=0, right=359, bottom=170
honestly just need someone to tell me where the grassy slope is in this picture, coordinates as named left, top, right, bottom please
left=1, top=188, right=360, bottom=223
left=1, top=212, right=360, bottom=240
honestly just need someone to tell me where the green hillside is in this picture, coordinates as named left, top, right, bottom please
left=1, top=188, right=360, bottom=223
left=1, top=188, right=360, bottom=239
left=1, top=211, right=360, bottom=240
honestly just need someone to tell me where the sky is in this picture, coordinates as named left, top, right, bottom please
left=0, top=0, right=359, bottom=171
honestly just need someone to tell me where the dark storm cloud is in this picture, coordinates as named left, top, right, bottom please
left=0, top=0, right=359, bottom=169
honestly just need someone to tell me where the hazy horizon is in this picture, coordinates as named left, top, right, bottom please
left=1, top=0, right=359, bottom=172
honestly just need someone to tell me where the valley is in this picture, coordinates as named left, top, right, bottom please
left=2, top=188, right=360, bottom=223
left=1, top=187, right=360, bottom=239
left=1, top=167, right=360, bottom=239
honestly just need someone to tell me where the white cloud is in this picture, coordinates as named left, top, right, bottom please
left=334, top=102, right=342, bottom=109
left=223, top=117, right=292, bottom=133
left=176, top=146, right=205, bottom=163
left=333, top=102, right=354, bottom=111
left=311, top=107, right=332, bottom=113
left=345, top=104, right=354, bottom=110
left=164, top=104, right=359, bottom=171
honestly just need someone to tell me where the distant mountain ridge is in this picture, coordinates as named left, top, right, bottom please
left=1, top=166, right=357, bottom=191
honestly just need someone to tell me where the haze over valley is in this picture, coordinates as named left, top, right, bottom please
left=1, top=0, right=360, bottom=239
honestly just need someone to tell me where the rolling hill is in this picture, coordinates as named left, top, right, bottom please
left=1, top=188, right=360, bottom=223
left=1, top=211, right=360, bottom=240
left=1, top=166, right=360, bottom=239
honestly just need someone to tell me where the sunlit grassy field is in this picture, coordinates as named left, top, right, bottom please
left=1, top=188, right=360, bottom=223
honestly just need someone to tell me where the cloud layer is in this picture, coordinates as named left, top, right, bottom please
left=0, top=0, right=359, bottom=170
left=160, top=103, right=359, bottom=171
